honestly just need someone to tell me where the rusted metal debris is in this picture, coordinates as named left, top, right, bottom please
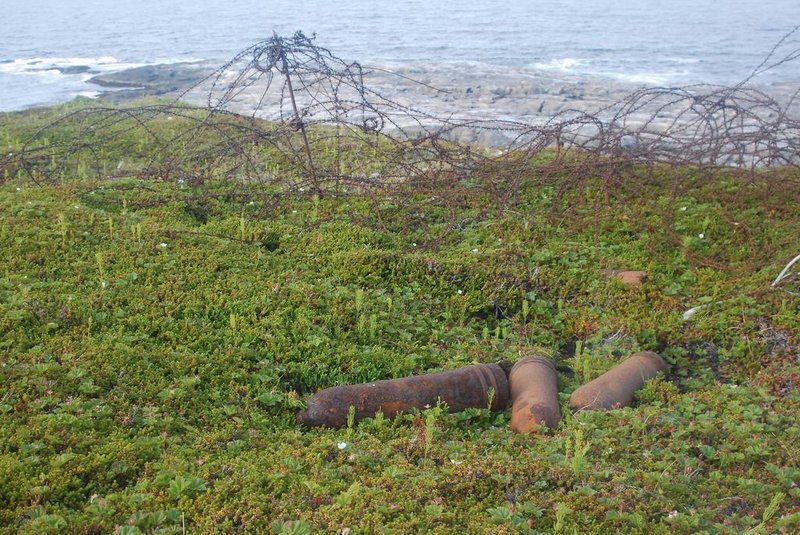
left=568, top=351, right=668, bottom=411
left=297, top=350, right=671, bottom=430
left=297, top=363, right=509, bottom=428
left=509, top=355, right=561, bottom=433
left=601, top=269, right=648, bottom=286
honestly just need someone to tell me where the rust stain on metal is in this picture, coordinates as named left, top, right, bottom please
left=569, top=351, right=668, bottom=411
left=297, top=364, right=509, bottom=428
left=509, top=355, right=561, bottom=433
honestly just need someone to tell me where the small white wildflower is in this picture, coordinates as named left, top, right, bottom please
left=89, top=493, right=98, bottom=503
left=159, top=242, right=168, bottom=248
left=471, top=248, right=478, bottom=253
left=248, top=201, right=255, bottom=205
left=291, top=210, right=297, bottom=214
left=497, top=238, right=502, bottom=242
left=337, top=441, right=347, bottom=450
left=698, top=233, right=704, bottom=239
left=412, top=242, right=417, bottom=247
left=7, top=152, right=12, bottom=157
left=74, top=205, right=80, bottom=209
left=27, top=201, right=32, bottom=205
left=100, top=281, right=107, bottom=289
left=450, top=458, right=462, bottom=465
left=177, top=178, right=185, bottom=184
left=680, top=206, right=687, bottom=211
left=15, top=187, right=21, bottom=191
left=668, top=510, right=678, bottom=519
left=457, top=290, right=463, bottom=295
left=728, top=384, right=739, bottom=389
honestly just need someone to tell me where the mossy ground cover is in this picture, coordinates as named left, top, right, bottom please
left=1, top=104, right=799, bottom=534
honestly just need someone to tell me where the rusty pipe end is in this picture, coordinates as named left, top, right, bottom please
left=635, top=350, right=669, bottom=373
left=297, top=409, right=312, bottom=426
left=510, top=355, right=557, bottom=375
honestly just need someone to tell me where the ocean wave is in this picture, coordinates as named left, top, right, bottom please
left=0, top=56, right=204, bottom=77
left=532, top=58, right=584, bottom=72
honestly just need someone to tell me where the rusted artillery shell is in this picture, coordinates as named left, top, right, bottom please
left=569, top=351, right=668, bottom=411
left=509, top=356, right=561, bottom=433
left=297, top=364, right=509, bottom=428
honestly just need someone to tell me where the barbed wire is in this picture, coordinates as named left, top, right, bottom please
left=1, top=30, right=798, bottom=281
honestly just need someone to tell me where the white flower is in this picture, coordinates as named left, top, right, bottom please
left=471, top=248, right=478, bottom=253
left=680, top=206, right=687, bottom=211
left=159, top=242, right=168, bottom=248
left=291, top=210, right=297, bottom=214
left=457, top=290, right=463, bottom=295
left=337, top=441, right=347, bottom=450
left=248, top=201, right=255, bottom=205
left=668, top=510, right=678, bottom=519
left=412, top=242, right=417, bottom=247
left=74, top=205, right=80, bottom=209
left=449, top=458, right=462, bottom=465
left=15, top=187, right=21, bottom=191
left=100, top=281, right=107, bottom=289
left=698, top=233, right=704, bottom=239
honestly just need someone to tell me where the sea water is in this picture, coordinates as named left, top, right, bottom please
left=1, top=0, right=799, bottom=111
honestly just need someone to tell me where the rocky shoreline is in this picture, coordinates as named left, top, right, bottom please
left=88, top=62, right=210, bottom=103
left=87, top=61, right=800, bottom=147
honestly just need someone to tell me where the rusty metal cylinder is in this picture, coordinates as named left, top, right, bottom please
left=569, top=351, right=668, bottom=411
left=509, top=356, right=561, bottom=433
left=297, top=363, right=509, bottom=428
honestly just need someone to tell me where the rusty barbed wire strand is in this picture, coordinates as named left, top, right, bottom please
left=1, top=30, right=798, bottom=286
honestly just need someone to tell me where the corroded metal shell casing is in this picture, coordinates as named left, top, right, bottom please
left=568, top=351, right=668, bottom=411
left=509, top=356, right=561, bottom=433
left=297, top=364, right=509, bottom=428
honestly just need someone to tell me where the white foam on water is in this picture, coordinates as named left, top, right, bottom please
left=0, top=56, right=118, bottom=74
left=533, top=58, right=584, bottom=73
left=603, top=70, right=691, bottom=86
left=0, top=55, right=205, bottom=76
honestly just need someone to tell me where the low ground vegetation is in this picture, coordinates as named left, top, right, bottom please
left=1, top=101, right=799, bottom=533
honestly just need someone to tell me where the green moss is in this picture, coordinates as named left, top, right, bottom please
left=0, top=102, right=798, bottom=533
